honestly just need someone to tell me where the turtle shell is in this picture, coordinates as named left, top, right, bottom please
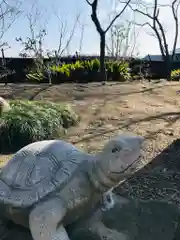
left=0, top=140, right=87, bottom=208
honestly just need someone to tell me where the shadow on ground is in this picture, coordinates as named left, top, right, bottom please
left=69, top=195, right=180, bottom=240
left=115, top=138, right=180, bottom=202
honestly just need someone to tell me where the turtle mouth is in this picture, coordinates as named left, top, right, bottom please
left=111, top=165, right=133, bottom=174
left=111, top=156, right=141, bottom=175
left=111, top=171, right=121, bottom=174
left=111, top=170, right=128, bottom=175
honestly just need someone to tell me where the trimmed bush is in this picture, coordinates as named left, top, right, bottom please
left=0, top=100, right=79, bottom=153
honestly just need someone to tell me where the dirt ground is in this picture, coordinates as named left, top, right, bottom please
left=1, top=80, right=180, bottom=168
left=1, top=81, right=180, bottom=239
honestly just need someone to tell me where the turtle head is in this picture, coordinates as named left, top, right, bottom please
left=91, top=134, right=144, bottom=192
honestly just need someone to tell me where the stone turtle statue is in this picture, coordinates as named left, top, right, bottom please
left=0, top=134, right=144, bottom=240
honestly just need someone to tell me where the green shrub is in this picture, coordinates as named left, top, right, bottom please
left=106, top=61, right=131, bottom=81
left=72, top=60, right=84, bottom=71
left=0, top=100, right=79, bottom=153
left=171, top=69, right=180, bottom=81
left=82, top=59, right=100, bottom=72
left=50, top=64, right=71, bottom=78
left=26, top=72, right=44, bottom=81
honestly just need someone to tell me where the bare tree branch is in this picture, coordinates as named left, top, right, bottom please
left=16, top=2, right=47, bottom=65
left=105, top=0, right=131, bottom=33
left=89, top=0, right=104, bottom=34
left=60, top=13, right=80, bottom=56
left=0, top=0, right=21, bottom=46
left=85, top=0, right=92, bottom=5
left=51, top=9, right=81, bottom=58
left=78, top=18, right=86, bottom=54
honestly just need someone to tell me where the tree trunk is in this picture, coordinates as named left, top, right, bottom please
left=165, top=56, right=172, bottom=81
left=100, top=33, right=107, bottom=82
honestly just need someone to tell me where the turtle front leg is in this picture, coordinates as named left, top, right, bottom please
left=29, top=198, right=69, bottom=240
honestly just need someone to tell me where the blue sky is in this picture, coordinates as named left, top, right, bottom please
left=2, top=0, right=179, bottom=57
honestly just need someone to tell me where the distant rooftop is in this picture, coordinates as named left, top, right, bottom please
left=173, top=48, right=180, bottom=54
left=142, top=55, right=164, bottom=61
left=143, top=48, right=180, bottom=62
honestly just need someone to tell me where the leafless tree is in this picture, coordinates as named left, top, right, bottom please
left=0, top=0, right=22, bottom=48
left=16, top=3, right=47, bottom=60
left=85, top=0, right=131, bottom=81
left=78, top=18, right=86, bottom=55
left=48, top=9, right=81, bottom=61
left=16, top=3, right=52, bottom=83
left=129, top=0, right=180, bottom=80
left=0, top=0, right=22, bottom=84
left=106, top=19, right=140, bottom=58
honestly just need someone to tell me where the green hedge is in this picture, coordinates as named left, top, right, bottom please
left=27, top=59, right=131, bottom=83
left=0, top=100, right=79, bottom=153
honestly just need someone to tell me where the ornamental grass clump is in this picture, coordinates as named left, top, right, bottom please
left=0, top=100, right=79, bottom=153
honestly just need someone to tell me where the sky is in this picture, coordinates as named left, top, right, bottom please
left=2, top=0, right=180, bottom=58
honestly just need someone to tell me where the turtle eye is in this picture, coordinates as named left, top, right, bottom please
left=112, top=147, right=121, bottom=153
